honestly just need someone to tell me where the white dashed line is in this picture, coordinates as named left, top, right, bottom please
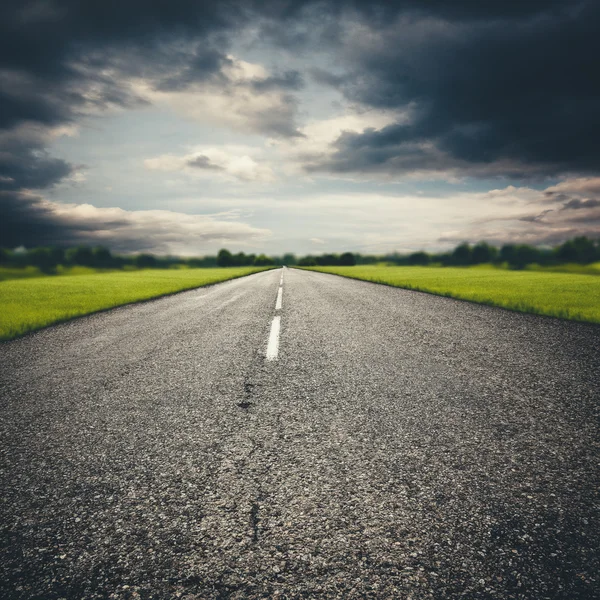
left=275, top=286, right=283, bottom=310
left=266, top=316, right=281, bottom=361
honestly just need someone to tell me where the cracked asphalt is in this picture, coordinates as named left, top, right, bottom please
left=1, top=267, right=598, bottom=599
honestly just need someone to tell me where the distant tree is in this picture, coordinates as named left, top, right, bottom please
left=93, top=246, right=112, bottom=268
left=339, top=252, right=356, bottom=266
left=298, top=256, right=317, bottom=266
left=0, top=248, right=10, bottom=264
left=27, top=247, right=56, bottom=272
left=555, top=240, right=578, bottom=262
left=499, top=244, right=516, bottom=265
left=236, top=252, right=255, bottom=266
left=355, top=253, right=378, bottom=264
left=556, top=236, right=596, bottom=264
left=451, top=243, right=472, bottom=265
left=66, top=246, right=94, bottom=266
left=382, top=252, right=404, bottom=265
left=188, top=255, right=217, bottom=268
left=407, top=251, right=430, bottom=266
left=431, top=252, right=452, bottom=266
left=282, top=253, right=297, bottom=266
left=49, top=247, right=65, bottom=266
left=508, top=245, right=539, bottom=269
left=316, top=253, right=339, bottom=266
left=217, top=248, right=233, bottom=267
left=254, top=254, right=275, bottom=266
left=472, top=242, right=497, bottom=264
left=135, top=253, right=157, bottom=269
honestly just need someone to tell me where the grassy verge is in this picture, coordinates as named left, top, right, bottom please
left=0, top=267, right=271, bottom=341
left=0, top=264, right=153, bottom=282
left=525, top=262, right=600, bottom=276
left=303, top=265, right=600, bottom=324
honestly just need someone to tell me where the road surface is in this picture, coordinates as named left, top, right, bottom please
left=1, top=267, right=598, bottom=599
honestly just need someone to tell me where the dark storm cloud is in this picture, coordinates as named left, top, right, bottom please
left=300, top=0, right=600, bottom=179
left=2, top=0, right=599, bottom=249
left=0, top=0, right=237, bottom=199
left=3, top=1, right=596, bottom=168
left=0, top=123, right=78, bottom=192
left=250, top=70, right=304, bottom=92
left=0, top=0, right=307, bottom=247
left=0, top=150, right=73, bottom=191
left=0, top=191, right=109, bottom=248
left=0, top=1, right=308, bottom=133
left=151, top=46, right=230, bottom=92
left=0, top=190, right=271, bottom=251
left=0, top=1, right=238, bottom=130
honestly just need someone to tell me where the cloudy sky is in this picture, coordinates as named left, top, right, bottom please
left=1, top=0, right=600, bottom=255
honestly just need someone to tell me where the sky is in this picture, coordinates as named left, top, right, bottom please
left=1, top=0, right=600, bottom=256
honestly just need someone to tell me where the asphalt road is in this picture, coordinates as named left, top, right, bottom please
left=1, top=267, right=598, bottom=599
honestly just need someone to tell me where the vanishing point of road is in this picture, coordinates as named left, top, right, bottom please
left=1, top=268, right=598, bottom=599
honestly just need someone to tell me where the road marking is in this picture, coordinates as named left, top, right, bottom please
left=280, top=272, right=284, bottom=285
left=266, top=316, right=281, bottom=361
left=275, top=286, right=283, bottom=310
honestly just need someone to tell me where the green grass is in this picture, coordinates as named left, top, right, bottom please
left=0, top=267, right=271, bottom=341
left=0, top=266, right=48, bottom=281
left=304, top=265, right=600, bottom=324
left=0, top=265, right=137, bottom=282
left=526, top=262, right=600, bottom=276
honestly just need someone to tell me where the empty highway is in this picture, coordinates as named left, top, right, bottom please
left=1, top=267, right=598, bottom=599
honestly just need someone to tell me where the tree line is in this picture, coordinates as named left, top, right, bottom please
left=0, top=246, right=281, bottom=271
left=0, top=246, right=214, bottom=271
left=283, top=237, right=600, bottom=269
left=1, top=236, right=598, bottom=272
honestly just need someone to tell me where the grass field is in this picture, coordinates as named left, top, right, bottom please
left=0, top=265, right=132, bottom=282
left=305, top=265, right=600, bottom=324
left=0, top=267, right=270, bottom=341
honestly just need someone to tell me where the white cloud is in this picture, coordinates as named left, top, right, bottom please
left=235, top=178, right=600, bottom=253
left=0, top=120, right=79, bottom=148
left=270, top=108, right=403, bottom=175
left=144, top=146, right=276, bottom=183
left=131, top=55, right=301, bottom=138
left=44, top=197, right=272, bottom=254
left=544, top=177, right=600, bottom=197
left=439, top=178, right=600, bottom=246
